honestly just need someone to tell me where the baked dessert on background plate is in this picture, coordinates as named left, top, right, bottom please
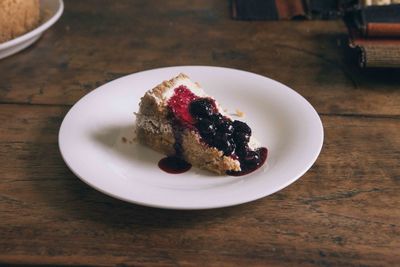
left=0, top=0, right=64, bottom=60
left=0, top=0, right=40, bottom=43
left=59, top=66, right=323, bottom=209
left=135, top=73, right=268, bottom=176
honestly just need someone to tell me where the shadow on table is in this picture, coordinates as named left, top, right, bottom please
left=278, top=32, right=400, bottom=91
left=28, top=121, right=258, bottom=230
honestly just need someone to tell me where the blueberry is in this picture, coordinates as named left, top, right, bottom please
left=201, top=133, right=215, bottom=145
left=213, top=133, right=234, bottom=154
left=218, top=119, right=234, bottom=134
left=197, top=118, right=215, bottom=135
left=223, top=139, right=236, bottom=155
left=214, top=132, right=229, bottom=144
left=232, top=120, right=251, bottom=135
left=216, top=137, right=235, bottom=155
left=209, top=114, right=220, bottom=125
left=235, top=144, right=249, bottom=157
left=233, top=131, right=250, bottom=145
left=189, top=98, right=215, bottom=118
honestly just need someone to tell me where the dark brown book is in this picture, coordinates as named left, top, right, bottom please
left=231, top=0, right=357, bottom=20
left=231, top=0, right=306, bottom=20
left=354, top=4, right=400, bottom=37
left=366, top=23, right=400, bottom=37
left=348, top=28, right=400, bottom=67
left=344, top=5, right=400, bottom=67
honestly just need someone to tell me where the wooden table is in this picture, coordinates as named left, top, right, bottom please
left=1, top=1, right=399, bottom=266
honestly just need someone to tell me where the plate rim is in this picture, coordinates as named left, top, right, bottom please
left=59, top=65, right=324, bottom=210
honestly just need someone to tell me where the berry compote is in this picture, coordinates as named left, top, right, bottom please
left=158, top=85, right=268, bottom=176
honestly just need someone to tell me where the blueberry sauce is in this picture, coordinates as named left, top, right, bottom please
left=226, top=147, right=268, bottom=176
left=158, top=85, right=268, bottom=176
left=158, top=156, right=192, bottom=174
left=158, top=86, right=197, bottom=174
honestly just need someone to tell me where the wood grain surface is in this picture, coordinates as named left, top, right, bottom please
left=0, top=0, right=399, bottom=266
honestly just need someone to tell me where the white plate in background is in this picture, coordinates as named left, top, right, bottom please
left=59, top=66, right=324, bottom=210
left=0, top=0, right=64, bottom=60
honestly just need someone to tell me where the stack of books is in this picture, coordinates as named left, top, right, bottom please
left=345, top=0, right=400, bottom=67
left=230, top=0, right=351, bottom=20
left=231, top=0, right=400, bottom=68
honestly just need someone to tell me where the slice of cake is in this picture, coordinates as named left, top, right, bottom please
left=135, top=73, right=267, bottom=175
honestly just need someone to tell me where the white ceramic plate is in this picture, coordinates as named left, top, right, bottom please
left=59, top=66, right=323, bottom=209
left=0, top=0, right=64, bottom=60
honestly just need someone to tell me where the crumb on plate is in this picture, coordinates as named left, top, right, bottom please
left=235, top=109, right=245, bottom=117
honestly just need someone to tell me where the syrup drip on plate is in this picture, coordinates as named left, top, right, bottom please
left=158, top=156, right=192, bottom=174
left=226, top=147, right=268, bottom=176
